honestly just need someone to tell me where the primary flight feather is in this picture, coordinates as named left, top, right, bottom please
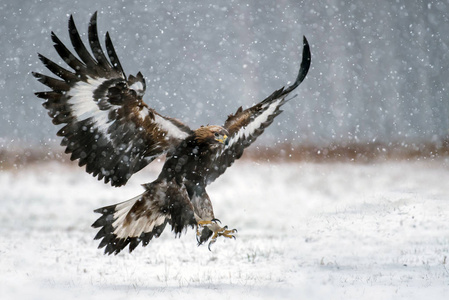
left=33, top=12, right=311, bottom=254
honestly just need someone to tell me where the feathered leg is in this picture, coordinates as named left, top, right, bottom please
left=188, top=185, right=237, bottom=250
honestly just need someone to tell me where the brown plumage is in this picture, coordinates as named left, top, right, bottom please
left=33, top=12, right=311, bottom=254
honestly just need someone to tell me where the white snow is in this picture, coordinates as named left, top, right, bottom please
left=1, top=159, right=448, bottom=299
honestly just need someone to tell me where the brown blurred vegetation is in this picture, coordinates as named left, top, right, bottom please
left=245, top=140, right=449, bottom=162
left=2, top=140, right=449, bottom=171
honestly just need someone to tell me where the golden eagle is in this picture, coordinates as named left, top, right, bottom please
left=33, top=12, right=311, bottom=254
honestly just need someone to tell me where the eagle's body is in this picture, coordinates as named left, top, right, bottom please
left=33, top=12, right=311, bottom=254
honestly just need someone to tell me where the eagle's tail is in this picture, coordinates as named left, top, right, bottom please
left=92, top=179, right=197, bottom=255
left=92, top=192, right=169, bottom=255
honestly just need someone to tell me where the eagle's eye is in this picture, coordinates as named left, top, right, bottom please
left=214, top=132, right=219, bottom=138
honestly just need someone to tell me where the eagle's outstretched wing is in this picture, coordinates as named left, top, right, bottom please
left=33, top=12, right=192, bottom=187
left=206, top=36, right=311, bottom=185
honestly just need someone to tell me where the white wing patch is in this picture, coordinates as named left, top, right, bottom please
left=226, top=98, right=283, bottom=149
left=67, top=76, right=118, bottom=138
left=66, top=75, right=189, bottom=146
left=154, top=114, right=190, bottom=140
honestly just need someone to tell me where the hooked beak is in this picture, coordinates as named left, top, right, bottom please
left=216, top=134, right=228, bottom=145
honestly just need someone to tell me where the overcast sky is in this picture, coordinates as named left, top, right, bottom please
left=1, top=0, right=448, bottom=149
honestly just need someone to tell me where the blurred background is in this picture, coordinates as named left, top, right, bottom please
left=1, top=0, right=449, bottom=167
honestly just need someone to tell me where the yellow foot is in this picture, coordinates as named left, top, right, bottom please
left=196, top=219, right=237, bottom=250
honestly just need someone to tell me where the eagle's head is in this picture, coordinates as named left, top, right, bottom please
left=194, top=125, right=229, bottom=148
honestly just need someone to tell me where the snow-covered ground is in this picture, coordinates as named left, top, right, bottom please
left=1, top=159, right=448, bottom=299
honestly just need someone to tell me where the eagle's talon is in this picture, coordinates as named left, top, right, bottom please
left=207, top=239, right=217, bottom=251
left=196, top=219, right=237, bottom=249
